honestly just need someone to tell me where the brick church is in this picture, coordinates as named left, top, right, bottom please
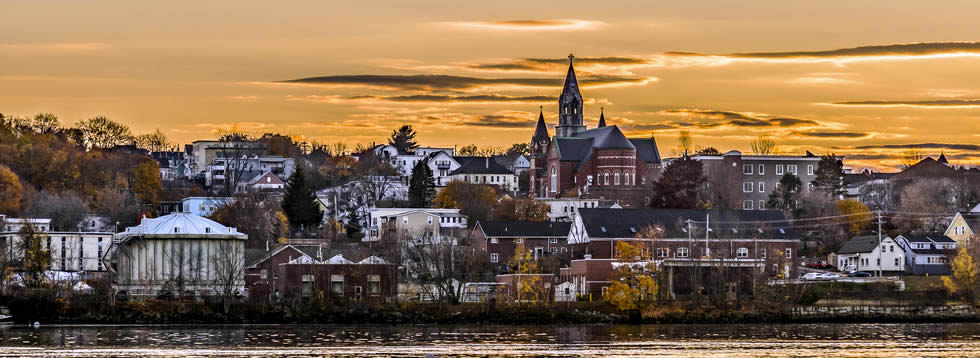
left=529, top=55, right=663, bottom=205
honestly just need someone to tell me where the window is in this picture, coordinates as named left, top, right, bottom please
left=736, top=248, right=748, bottom=258
left=551, top=247, right=557, bottom=253
left=760, top=249, right=766, bottom=259
left=785, top=248, right=792, bottom=258
left=743, top=200, right=754, bottom=210
left=368, top=275, right=381, bottom=295
left=889, top=245, right=894, bottom=252
left=743, top=182, right=754, bottom=192
left=677, top=247, right=689, bottom=258
left=758, top=182, right=765, bottom=192
left=331, top=275, right=344, bottom=294
left=260, top=269, right=268, bottom=280
left=743, top=164, right=753, bottom=175
left=776, top=165, right=784, bottom=175
left=758, top=200, right=766, bottom=210
left=788, top=165, right=797, bottom=175
left=604, top=172, right=609, bottom=185
left=427, top=216, right=433, bottom=225
left=624, top=172, right=631, bottom=186
left=490, top=253, right=499, bottom=263
left=490, top=238, right=498, bottom=244
left=614, top=172, right=621, bottom=185
left=515, top=238, right=523, bottom=244
left=550, top=166, right=557, bottom=193
left=895, top=258, right=900, bottom=266
left=807, top=165, right=814, bottom=176
left=549, top=238, right=558, bottom=244
left=758, top=164, right=765, bottom=175
left=656, top=248, right=668, bottom=258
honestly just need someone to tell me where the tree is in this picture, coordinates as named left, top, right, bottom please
left=210, top=192, right=279, bottom=249
left=344, top=210, right=363, bottom=240
left=750, top=134, right=777, bottom=155
left=695, top=146, right=721, bottom=156
left=408, top=159, right=436, bottom=208
left=29, top=113, right=61, bottom=134
left=75, top=116, right=133, bottom=149
left=836, top=199, right=872, bottom=236
left=93, top=187, right=140, bottom=229
left=134, top=129, right=171, bottom=152
left=902, top=149, right=924, bottom=169
left=943, top=245, right=978, bottom=305
left=210, top=240, right=245, bottom=314
left=402, top=233, right=484, bottom=304
left=433, top=181, right=497, bottom=226
left=652, top=156, right=705, bottom=209
left=132, top=159, right=163, bottom=208
left=767, top=173, right=803, bottom=216
left=508, top=242, right=543, bottom=303
left=896, top=178, right=964, bottom=233
left=811, top=154, right=845, bottom=198
left=457, top=144, right=479, bottom=156
left=506, top=143, right=530, bottom=156
left=518, top=171, right=530, bottom=193
left=491, top=197, right=550, bottom=221
left=388, top=125, right=419, bottom=153
left=281, top=166, right=324, bottom=232
left=17, top=224, right=51, bottom=288
left=677, top=130, right=693, bottom=156
left=259, top=133, right=303, bottom=158
left=24, top=191, right=89, bottom=231
left=605, top=241, right=658, bottom=311
left=216, top=131, right=258, bottom=196
left=0, top=165, right=22, bottom=215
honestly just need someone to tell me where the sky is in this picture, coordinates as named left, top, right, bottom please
left=1, top=0, right=979, bottom=171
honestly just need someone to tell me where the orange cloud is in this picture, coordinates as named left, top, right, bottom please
left=444, top=19, right=603, bottom=31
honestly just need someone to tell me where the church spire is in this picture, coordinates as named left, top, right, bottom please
left=532, top=105, right=549, bottom=143
left=555, top=53, right=585, bottom=137
left=597, top=107, right=606, bottom=127
left=938, top=151, right=949, bottom=165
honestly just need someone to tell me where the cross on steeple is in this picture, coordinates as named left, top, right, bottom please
left=568, top=53, right=574, bottom=62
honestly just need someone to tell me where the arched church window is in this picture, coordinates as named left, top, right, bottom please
left=614, top=172, right=621, bottom=185
left=624, top=172, right=631, bottom=186
left=550, top=166, right=558, bottom=193
left=603, top=171, right=609, bottom=185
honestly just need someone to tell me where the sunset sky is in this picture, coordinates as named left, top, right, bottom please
left=2, top=1, right=979, bottom=171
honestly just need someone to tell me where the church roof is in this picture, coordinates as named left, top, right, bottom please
left=574, top=126, right=635, bottom=149
left=532, top=108, right=550, bottom=142
left=559, top=55, right=583, bottom=106
left=629, top=138, right=662, bottom=163
left=554, top=137, right=594, bottom=162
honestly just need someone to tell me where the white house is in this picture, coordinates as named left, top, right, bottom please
left=835, top=235, right=904, bottom=275
left=111, top=213, right=247, bottom=297
left=0, top=216, right=112, bottom=274
left=449, top=157, right=518, bottom=192
left=181, top=197, right=234, bottom=217
left=895, top=234, right=955, bottom=275
left=236, top=171, right=285, bottom=193
left=537, top=198, right=601, bottom=222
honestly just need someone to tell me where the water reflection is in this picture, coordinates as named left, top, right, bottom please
left=0, top=323, right=979, bottom=356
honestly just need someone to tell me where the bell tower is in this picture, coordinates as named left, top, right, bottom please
left=554, top=54, right=586, bottom=137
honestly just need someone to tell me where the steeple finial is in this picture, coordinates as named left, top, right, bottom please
left=568, top=53, right=574, bottom=62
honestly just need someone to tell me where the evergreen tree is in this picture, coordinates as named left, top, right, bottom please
left=387, top=125, right=419, bottom=153
left=408, top=159, right=436, bottom=207
left=768, top=173, right=803, bottom=216
left=281, top=166, right=324, bottom=232
left=345, top=210, right=363, bottom=240
left=811, top=154, right=846, bottom=197
left=651, top=156, right=705, bottom=209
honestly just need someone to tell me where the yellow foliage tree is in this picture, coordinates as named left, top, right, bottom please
left=509, top=242, right=542, bottom=303
left=491, top=197, right=550, bottom=222
left=0, top=165, right=23, bottom=215
left=131, top=159, right=163, bottom=207
left=275, top=210, right=290, bottom=244
left=605, top=241, right=659, bottom=311
left=836, top=199, right=872, bottom=236
left=943, top=246, right=978, bottom=305
left=433, top=180, right=497, bottom=223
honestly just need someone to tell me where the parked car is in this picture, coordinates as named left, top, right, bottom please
left=816, top=272, right=839, bottom=281
left=847, top=271, right=872, bottom=277
left=809, top=262, right=833, bottom=269
left=801, top=272, right=821, bottom=281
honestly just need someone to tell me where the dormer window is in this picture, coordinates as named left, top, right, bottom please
left=174, top=227, right=180, bottom=233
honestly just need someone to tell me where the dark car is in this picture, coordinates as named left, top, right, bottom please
left=848, top=271, right=872, bottom=277
left=114, top=290, right=129, bottom=302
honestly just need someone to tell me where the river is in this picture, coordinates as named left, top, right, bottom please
left=0, top=323, right=978, bottom=357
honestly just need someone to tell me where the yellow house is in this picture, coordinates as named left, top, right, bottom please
left=945, top=212, right=979, bottom=244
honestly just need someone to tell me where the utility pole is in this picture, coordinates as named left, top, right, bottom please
left=705, top=214, right=710, bottom=258
left=877, top=211, right=883, bottom=278
left=686, top=219, right=692, bottom=257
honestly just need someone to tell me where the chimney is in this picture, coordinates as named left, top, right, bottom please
left=485, top=157, right=489, bottom=168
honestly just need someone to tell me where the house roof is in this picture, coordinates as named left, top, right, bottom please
left=477, top=221, right=572, bottom=238
left=958, top=212, right=980, bottom=230
left=449, top=157, right=513, bottom=175
left=554, top=137, right=594, bottom=162
left=891, top=157, right=958, bottom=181
left=121, top=213, right=246, bottom=239
left=246, top=171, right=284, bottom=185
left=576, top=208, right=799, bottom=240
left=837, top=236, right=883, bottom=254
left=898, top=234, right=955, bottom=255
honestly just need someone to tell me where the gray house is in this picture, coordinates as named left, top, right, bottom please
left=895, top=234, right=955, bottom=275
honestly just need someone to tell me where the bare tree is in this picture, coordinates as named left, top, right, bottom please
left=210, top=240, right=245, bottom=314
left=135, top=129, right=171, bottom=152
left=75, top=116, right=133, bottom=150
left=750, top=134, right=777, bottom=155
left=401, top=232, right=484, bottom=304
left=216, top=132, right=260, bottom=196
left=901, top=149, right=925, bottom=169
left=677, top=130, right=693, bottom=156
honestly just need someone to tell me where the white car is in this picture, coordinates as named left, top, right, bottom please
left=816, top=272, right=839, bottom=281
left=801, top=272, right=822, bottom=281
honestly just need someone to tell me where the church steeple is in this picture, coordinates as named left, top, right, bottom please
left=555, top=53, right=586, bottom=137
left=532, top=105, right=549, bottom=143
left=597, top=107, right=606, bottom=127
